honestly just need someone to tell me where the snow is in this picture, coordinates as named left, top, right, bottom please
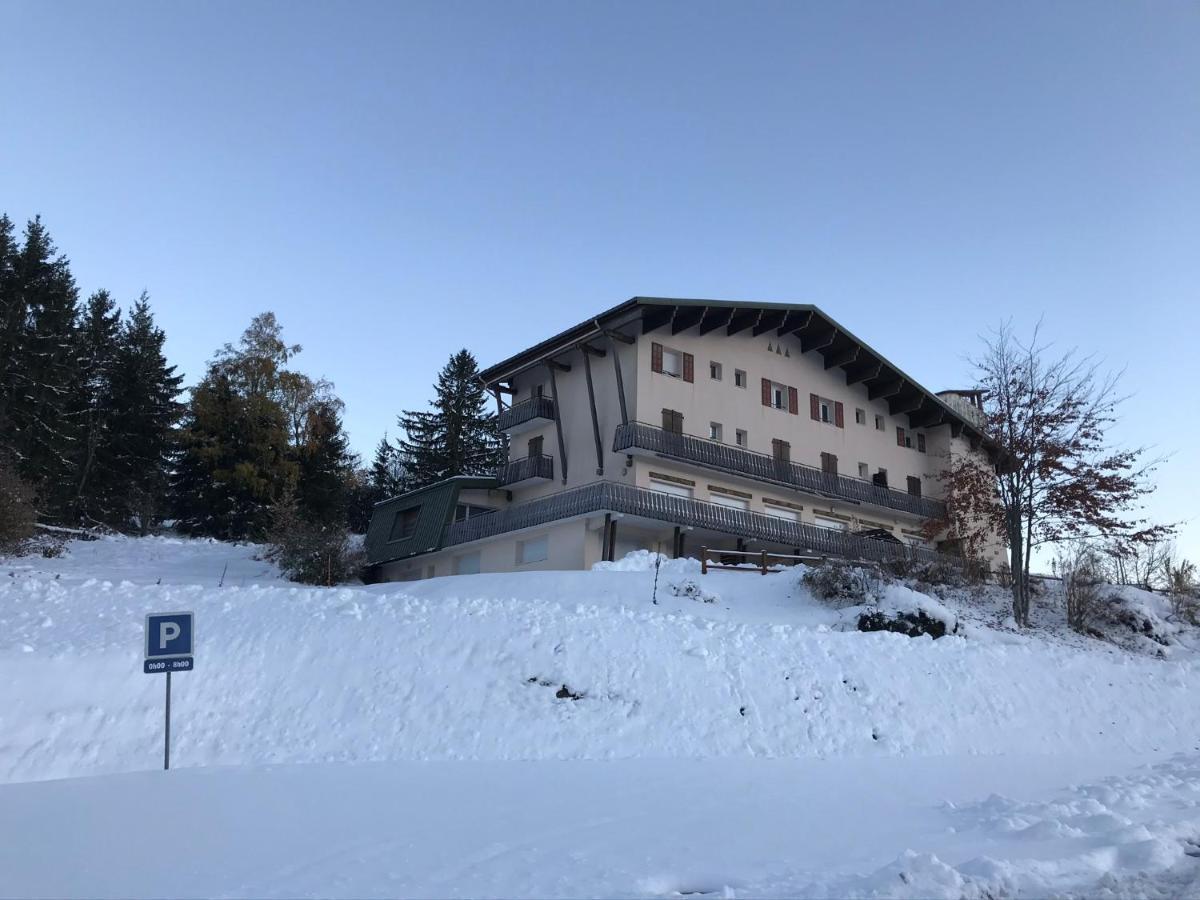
left=3, top=535, right=1200, bottom=897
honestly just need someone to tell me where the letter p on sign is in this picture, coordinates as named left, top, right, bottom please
left=158, top=621, right=181, bottom=650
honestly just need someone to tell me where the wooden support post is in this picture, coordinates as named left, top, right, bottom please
left=601, top=513, right=612, bottom=563
left=761, top=550, right=769, bottom=575
left=607, top=517, right=618, bottom=561
left=609, top=334, right=629, bottom=426
left=700, top=546, right=708, bottom=575
left=546, top=361, right=568, bottom=484
left=672, top=526, right=681, bottom=559
left=583, top=348, right=604, bottom=475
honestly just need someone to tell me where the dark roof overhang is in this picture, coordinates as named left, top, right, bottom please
left=478, top=297, right=998, bottom=456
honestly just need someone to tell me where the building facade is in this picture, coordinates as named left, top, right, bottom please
left=366, top=298, right=1004, bottom=581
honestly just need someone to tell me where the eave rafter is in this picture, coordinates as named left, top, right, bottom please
left=823, top=344, right=860, bottom=370
left=889, top=392, right=925, bottom=416
left=778, top=310, right=813, bottom=336
left=641, top=306, right=676, bottom=335
left=845, top=359, right=883, bottom=386
left=800, top=326, right=837, bottom=353
left=907, top=406, right=945, bottom=429
left=671, top=306, right=707, bottom=335
left=727, top=308, right=762, bottom=336
left=698, top=308, right=733, bottom=335
left=868, top=377, right=904, bottom=401
left=752, top=310, right=787, bottom=336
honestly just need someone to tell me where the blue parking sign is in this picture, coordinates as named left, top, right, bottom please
left=144, top=612, right=194, bottom=674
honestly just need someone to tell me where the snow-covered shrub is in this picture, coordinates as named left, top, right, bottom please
left=267, top=498, right=362, bottom=585
left=857, top=608, right=951, bottom=639
left=909, top=559, right=968, bottom=589
left=1167, top=560, right=1199, bottom=625
left=0, top=460, right=36, bottom=553
left=802, top=560, right=888, bottom=605
left=1058, top=545, right=1105, bottom=634
left=670, top=579, right=719, bottom=604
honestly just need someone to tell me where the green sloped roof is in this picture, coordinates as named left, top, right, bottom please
left=365, top=476, right=497, bottom=566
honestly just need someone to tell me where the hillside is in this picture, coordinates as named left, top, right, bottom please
left=2, top=536, right=1199, bottom=897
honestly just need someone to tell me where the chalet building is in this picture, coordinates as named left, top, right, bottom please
left=365, top=298, right=1004, bottom=580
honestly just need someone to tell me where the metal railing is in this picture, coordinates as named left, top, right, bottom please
left=442, top=481, right=954, bottom=566
left=496, top=454, right=555, bottom=486
left=612, top=422, right=946, bottom=520
left=497, top=396, right=556, bottom=431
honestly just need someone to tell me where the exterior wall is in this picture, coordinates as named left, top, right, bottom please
left=633, top=326, right=950, bottom=499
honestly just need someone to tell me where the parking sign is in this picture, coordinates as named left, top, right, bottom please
left=144, top=611, right=194, bottom=673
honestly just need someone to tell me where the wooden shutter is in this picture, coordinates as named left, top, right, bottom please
left=761, top=378, right=771, bottom=407
left=772, top=438, right=790, bottom=462
left=809, top=393, right=820, bottom=420
left=907, top=476, right=922, bottom=497
left=917, top=433, right=926, bottom=453
left=834, top=401, right=844, bottom=428
left=682, top=352, right=694, bottom=383
left=821, top=452, right=837, bottom=475
left=651, top=342, right=663, bottom=374
left=788, top=386, right=799, bottom=415
left=896, top=426, right=906, bottom=447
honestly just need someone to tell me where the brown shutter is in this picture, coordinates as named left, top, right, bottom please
left=651, top=342, right=663, bottom=374
left=809, top=393, right=820, bottom=420
left=788, top=386, right=799, bottom=415
left=834, top=401, right=844, bottom=428
left=682, top=352, right=694, bottom=383
left=896, top=426, right=906, bottom=447
left=917, top=433, right=926, bottom=453
left=761, top=378, right=771, bottom=407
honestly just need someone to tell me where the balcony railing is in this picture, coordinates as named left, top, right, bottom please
left=442, top=481, right=954, bottom=566
left=497, top=396, right=556, bottom=432
left=612, top=422, right=946, bottom=520
left=496, top=453, right=555, bottom=486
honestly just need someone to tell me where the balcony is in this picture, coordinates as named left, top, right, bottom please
left=496, top=453, right=555, bottom=487
left=497, top=396, right=555, bottom=435
left=612, top=422, right=946, bottom=520
left=443, top=481, right=954, bottom=566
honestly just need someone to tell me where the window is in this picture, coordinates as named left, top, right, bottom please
left=710, top=361, right=722, bottom=381
left=897, top=426, right=907, bottom=448
left=453, top=552, right=481, bottom=575
left=533, top=384, right=544, bottom=398
left=770, top=381, right=787, bottom=410
left=649, top=474, right=694, bottom=498
left=454, top=504, right=495, bottom=523
left=771, top=438, right=790, bottom=463
left=820, top=452, right=838, bottom=475
left=735, top=429, right=748, bottom=448
left=917, top=433, right=927, bottom=453
left=763, top=499, right=802, bottom=522
left=855, top=408, right=866, bottom=425
left=907, top=476, right=922, bottom=497
left=661, top=347, right=683, bottom=377
left=734, top=369, right=747, bottom=389
left=709, top=422, right=723, bottom=442
left=528, top=435, right=544, bottom=457
left=709, top=486, right=751, bottom=510
left=858, top=462, right=869, bottom=479
left=874, top=468, right=888, bottom=487
left=517, top=535, right=549, bottom=565
left=813, top=514, right=848, bottom=532
left=819, top=398, right=834, bottom=423
left=809, top=393, right=842, bottom=427
left=389, top=506, right=421, bottom=541
left=875, top=414, right=885, bottom=431
left=662, top=408, right=684, bottom=434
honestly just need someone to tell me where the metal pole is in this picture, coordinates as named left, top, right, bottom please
left=164, top=669, right=171, bottom=771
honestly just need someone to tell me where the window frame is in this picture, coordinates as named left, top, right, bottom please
left=709, top=361, right=723, bottom=381
left=855, top=407, right=866, bottom=426
left=708, top=421, right=723, bottom=442
left=734, top=428, right=748, bottom=448
left=516, top=535, right=550, bottom=566
left=388, top=506, right=421, bottom=542
left=733, top=369, right=747, bottom=389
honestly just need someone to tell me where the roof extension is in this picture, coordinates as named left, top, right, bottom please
left=479, top=297, right=993, bottom=448
left=365, top=475, right=498, bottom=568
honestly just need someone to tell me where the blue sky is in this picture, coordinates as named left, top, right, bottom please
left=2, top=1, right=1197, bottom=558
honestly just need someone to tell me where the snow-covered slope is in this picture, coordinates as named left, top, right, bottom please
left=3, top=536, right=1200, bottom=898
left=2, top=536, right=1197, bottom=783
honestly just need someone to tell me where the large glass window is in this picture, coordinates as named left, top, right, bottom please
left=389, top=506, right=421, bottom=541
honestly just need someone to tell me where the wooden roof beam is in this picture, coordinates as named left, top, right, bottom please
left=671, top=306, right=707, bottom=335
left=777, top=310, right=813, bottom=336
left=698, top=308, right=733, bottom=335
left=752, top=310, right=787, bottom=336
left=845, top=360, right=883, bottom=386
left=579, top=343, right=607, bottom=357
left=727, top=308, right=761, bottom=336
left=641, top=306, right=676, bottom=335
left=889, top=393, right=925, bottom=416
left=800, top=326, right=837, bottom=353
left=824, top=344, right=860, bottom=370
left=868, top=377, right=904, bottom=400
left=908, top=406, right=945, bottom=429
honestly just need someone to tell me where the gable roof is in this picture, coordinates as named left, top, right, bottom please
left=478, top=297, right=993, bottom=449
left=365, top=475, right=498, bottom=567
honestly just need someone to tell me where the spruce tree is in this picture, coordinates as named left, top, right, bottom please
left=69, top=290, right=122, bottom=523
left=369, top=434, right=406, bottom=497
left=295, top=401, right=354, bottom=526
left=107, top=295, right=184, bottom=532
left=396, top=349, right=502, bottom=490
left=5, top=217, right=81, bottom=517
left=0, top=214, right=21, bottom=441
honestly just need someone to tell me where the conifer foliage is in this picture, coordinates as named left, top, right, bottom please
left=395, top=349, right=503, bottom=491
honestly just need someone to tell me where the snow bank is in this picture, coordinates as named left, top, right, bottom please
left=2, top=537, right=1199, bottom=784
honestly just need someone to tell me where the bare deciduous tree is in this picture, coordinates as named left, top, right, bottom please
left=937, top=321, right=1169, bottom=627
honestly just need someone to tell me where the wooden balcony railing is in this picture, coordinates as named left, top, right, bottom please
left=497, top=396, right=555, bottom=432
left=612, top=422, right=946, bottom=520
left=496, top=454, right=554, bottom=486
left=442, top=481, right=955, bottom=566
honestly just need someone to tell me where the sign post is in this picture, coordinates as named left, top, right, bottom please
left=144, top=611, right=194, bottom=771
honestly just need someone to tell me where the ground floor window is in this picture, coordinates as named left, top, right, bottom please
left=649, top=476, right=694, bottom=499
left=813, top=514, right=849, bottom=531
left=708, top=487, right=751, bottom=511
left=763, top=500, right=802, bottom=522
left=453, top=552, right=481, bottom=575
left=516, top=535, right=549, bottom=565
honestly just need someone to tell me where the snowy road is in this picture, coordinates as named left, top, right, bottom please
left=3, top=753, right=1199, bottom=898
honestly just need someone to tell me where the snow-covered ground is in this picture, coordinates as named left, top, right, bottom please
left=2, top=535, right=1199, bottom=897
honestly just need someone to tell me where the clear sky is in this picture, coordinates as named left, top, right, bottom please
left=2, top=1, right=1198, bottom=558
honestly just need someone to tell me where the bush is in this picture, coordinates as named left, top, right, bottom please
left=267, top=495, right=361, bottom=585
left=802, top=560, right=888, bottom=605
left=1058, top=545, right=1105, bottom=634
left=0, top=460, right=36, bottom=553
left=857, top=609, right=951, bottom=639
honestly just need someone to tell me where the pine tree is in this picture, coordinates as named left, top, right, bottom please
left=68, top=290, right=122, bottom=523
left=295, top=401, right=354, bottom=527
left=369, top=434, right=406, bottom=497
left=107, top=295, right=184, bottom=532
left=0, top=214, right=21, bottom=441
left=396, top=349, right=502, bottom=490
left=4, top=217, right=81, bottom=517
